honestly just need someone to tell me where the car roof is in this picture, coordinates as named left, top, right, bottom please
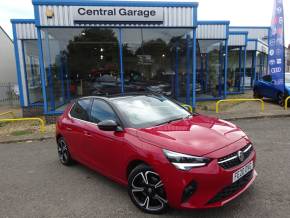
left=77, top=92, right=163, bottom=102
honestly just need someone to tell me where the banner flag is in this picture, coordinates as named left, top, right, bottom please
left=268, top=0, right=285, bottom=92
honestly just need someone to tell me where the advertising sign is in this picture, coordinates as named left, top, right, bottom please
left=72, top=7, right=164, bottom=23
left=268, top=0, right=285, bottom=92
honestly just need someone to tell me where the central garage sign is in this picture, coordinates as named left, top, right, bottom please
left=72, top=6, right=164, bottom=22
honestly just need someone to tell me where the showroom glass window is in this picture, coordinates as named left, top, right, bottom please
left=196, top=40, right=226, bottom=99
left=245, top=51, right=256, bottom=88
left=23, top=40, right=43, bottom=104
left=121, top=28, right=193, bottom=103
left=256, top=51, right=268, bottom=80
left=42, top=28, right=120, bottom=112
left=227, top=47, right=245, bottom=93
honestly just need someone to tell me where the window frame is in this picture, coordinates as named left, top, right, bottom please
left=262, top=75, right=272, bottom=83
left=68, top=97, right=124, bottom=128
left=69, top=98, right=93, bottom=122
left=89, top=98, right=120, bottom=124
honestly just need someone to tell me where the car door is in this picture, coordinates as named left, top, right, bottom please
left=259, top=75, right=276, bottom=98
left=62, top=98, right=92, bottom=163
left=81, top=99, right=125, bottom=179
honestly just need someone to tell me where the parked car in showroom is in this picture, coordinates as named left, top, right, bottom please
left=56, top=93, right=257, bottom=214
left=253, top=73, right=290, bottom=106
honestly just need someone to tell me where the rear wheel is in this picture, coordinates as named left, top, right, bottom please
left=277, top=92, right=285, bottom=107
left=57, top=137, right=74, bottom=165
left=128, top=164, right=168, bottom=214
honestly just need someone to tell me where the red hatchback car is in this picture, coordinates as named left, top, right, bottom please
left=56, top=93, right=257, bottom=214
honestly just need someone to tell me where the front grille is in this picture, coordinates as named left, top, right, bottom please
left=207, top=170, right=253, bottom=204
left=218, top=144, right=253, bottom=169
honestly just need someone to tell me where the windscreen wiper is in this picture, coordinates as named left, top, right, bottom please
left=154, top=117, right=184, bottom=127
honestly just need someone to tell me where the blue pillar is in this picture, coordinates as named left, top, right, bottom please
left=186, top=34, right=191, bottom=104
left=175, top=44, right=179, bottom=100
left=218, top=44, right=223, bottom=97
left=238, top=47, right=242, bottom=91
left=224, top=39, right=229, bottom=98
left=118, top=28, right=124, bottom=93
left=192, top=30, right=197, bottom=108
left=242, top=46, right=247, bottom=92
left=36, top=28, right=48, bottom=113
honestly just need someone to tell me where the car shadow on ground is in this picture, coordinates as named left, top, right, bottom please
left=263, top=98, right=279, bottom=105
left=64, top=160, right=256, bottom=217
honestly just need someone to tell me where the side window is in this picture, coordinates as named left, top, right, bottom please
left=262, top=75, right=272, bottom=83
left=90, top=100, right=117, bottom=124
left=70, top=99, right=92, bottom=121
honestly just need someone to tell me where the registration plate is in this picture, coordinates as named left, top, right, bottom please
left=232, top=161, right=254, bottom=183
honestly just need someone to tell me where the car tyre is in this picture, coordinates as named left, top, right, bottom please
left=57, top=137, right=74, bottom=166
left=253, top=89, right=263, bottom=99
left=128, top=164, right=168, bottom=214
left=277, top=92, right=285, bottom=107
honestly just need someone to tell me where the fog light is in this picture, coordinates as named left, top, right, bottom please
left=181, top=181, right=197, bottom=203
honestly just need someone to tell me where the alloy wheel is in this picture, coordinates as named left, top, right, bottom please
left=278, top=93, right=284, bottom=106
left=57, top=138, right=69, bottom=164
left=130, top=170, right=167, bottom=213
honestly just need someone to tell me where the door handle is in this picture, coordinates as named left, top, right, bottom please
left=83, top=131, right=92, bottom=137
left=66, top=127, right=73, bottom=131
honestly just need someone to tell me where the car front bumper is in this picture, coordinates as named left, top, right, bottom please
left=155, top=139, right=257, bottom=209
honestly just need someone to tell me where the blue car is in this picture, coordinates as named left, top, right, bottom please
left=253, top=73, right=290, bottom=106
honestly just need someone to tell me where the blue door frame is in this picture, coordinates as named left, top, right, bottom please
left=185, top=34, right=191, bottom=104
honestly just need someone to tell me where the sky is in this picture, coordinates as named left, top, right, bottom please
left=0, top=0, right=289, bottom=45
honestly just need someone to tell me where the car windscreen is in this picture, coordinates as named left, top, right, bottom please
left=111, top=95, right=191, bottom=128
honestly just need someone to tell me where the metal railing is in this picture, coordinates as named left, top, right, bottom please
left=216, top=99, right=265, bottom=113
left=181, top=104, right=193, bottom=113
left=0, top=83, right=20, bottom=106
left=0, top=117, right=46, bottom=133
left=285, top=96, right=290, bottom=110
left=0, top=111, right=16, bottom=118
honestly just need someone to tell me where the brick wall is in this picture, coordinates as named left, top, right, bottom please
left=22, top=106, right=43, bottom=117
left=45, top=114, right=60, bottom=124
left=22, top=106, right=61, bottom=124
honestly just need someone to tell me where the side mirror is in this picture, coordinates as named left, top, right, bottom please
left=98, top=120, right=121, bottom=131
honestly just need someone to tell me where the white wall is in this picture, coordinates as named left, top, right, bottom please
left=0, top=27, right=17, bottom=83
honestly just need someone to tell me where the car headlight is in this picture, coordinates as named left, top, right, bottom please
left=163, top=149, right=211, bottom=171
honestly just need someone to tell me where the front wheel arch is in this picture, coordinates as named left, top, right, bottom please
left=126, top=160, right=149, bottom=179
left=56, top=133, right=63, bottom=142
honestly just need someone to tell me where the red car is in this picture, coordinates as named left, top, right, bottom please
left=56, top=93, right=257, bottom=214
